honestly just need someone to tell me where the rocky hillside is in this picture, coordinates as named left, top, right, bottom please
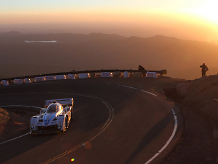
left=176, top=75, right=218, bottom=122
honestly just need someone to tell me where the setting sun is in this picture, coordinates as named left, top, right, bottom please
left=184, top=0, right=218, bottom=24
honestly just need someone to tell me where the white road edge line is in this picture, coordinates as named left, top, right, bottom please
left=0, top=133, right=30, bottom=145
left=0, top=105, right=41, bottom=109
left=141, top=90, right=157, bottom=97
left=120, top=85, right=131, bottom=88
left=145, top=109, right=178, bottom=164
left=127, top=86, right=138, bottom=90
left=117, top=84, right=175, bottom=163
left=118, top=84, right=157, bottom=97
left=118, top=85, right=138, bottom=90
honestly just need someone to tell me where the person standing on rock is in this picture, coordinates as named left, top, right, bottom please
left=200, top=63, right=209, bottom=77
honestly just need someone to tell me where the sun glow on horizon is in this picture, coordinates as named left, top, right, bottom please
left=0, top=0, right=218, bottom=44
left=182, top=0, right=218, bottom=25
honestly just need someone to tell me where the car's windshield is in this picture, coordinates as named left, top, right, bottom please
left=47, top=104, right=58, bottom=113
left=47, top=103, right=63, bottom=113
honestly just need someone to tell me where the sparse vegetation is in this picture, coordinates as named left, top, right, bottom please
left=0, top=108, right=9, bottom=125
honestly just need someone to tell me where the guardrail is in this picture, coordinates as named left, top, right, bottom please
left=0, top=69, right=167, bottom=85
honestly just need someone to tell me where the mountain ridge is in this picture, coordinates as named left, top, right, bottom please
left=0, top=32, right=217, bottom=79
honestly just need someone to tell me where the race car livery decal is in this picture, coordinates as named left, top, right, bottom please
left=44, top=113, right=56, bottom=126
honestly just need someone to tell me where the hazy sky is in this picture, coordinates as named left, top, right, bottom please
left=1, top=0, right=218, bottom=44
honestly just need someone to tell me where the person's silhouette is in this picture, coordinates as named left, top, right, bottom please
left=200, top=63, right=209, bottom=77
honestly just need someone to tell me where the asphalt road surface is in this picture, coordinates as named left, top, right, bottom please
left=0, top=78, right=181, bottom=164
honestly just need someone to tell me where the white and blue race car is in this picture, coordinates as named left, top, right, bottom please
left=30, top=98, right=73, bottom=135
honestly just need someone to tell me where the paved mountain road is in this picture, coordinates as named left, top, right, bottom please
left=0, top=78, right=181, bottom=164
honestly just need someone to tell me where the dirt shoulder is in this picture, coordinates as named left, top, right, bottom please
left=95, top=76, right=218, bottom=163
left=0, top=108, right=10, bottom=138
left=163, top=75, right=218, bottom=164
left=0, top=107, right=37, bottom=141
left=0, top=108, right=9, bottom=125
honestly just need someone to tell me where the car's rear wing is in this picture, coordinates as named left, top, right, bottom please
left=45, top=98, right=74, bottom=107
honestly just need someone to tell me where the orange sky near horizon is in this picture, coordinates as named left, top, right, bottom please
left=1, top=0, right=218, bottom=44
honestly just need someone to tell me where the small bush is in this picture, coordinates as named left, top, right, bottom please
left=0, top=108, right=9, bottom=125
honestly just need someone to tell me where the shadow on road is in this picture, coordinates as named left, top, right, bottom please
left=126, top=111, right=173, bottom=163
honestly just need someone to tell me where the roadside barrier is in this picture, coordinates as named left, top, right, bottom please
left=113, top=71, right=121, bottom=78
left=124, top=71, right=129, bottom=78
left=89, top=73, right=96, bottom=78
left=146, top=72, right=158, bottom=78
left=101, top=72, right=113, bottom=77
left=0, top=69, right=167, bottom=86
left=35, top=76, right=45, bottom=82
left=133, top=72, right=142, bottom=77
left=24, top=78, right=31, bottom=83
left=1, top=80, right=9, bottom=86
left=14, top=79, right=23, bottom=84
left=56, top=75, right=66, bottom=80
left=79, top=73, right=90, bottom=79
left=45, top=76, right=56, bottom=81
left=68, top=74, right=75, bottom=79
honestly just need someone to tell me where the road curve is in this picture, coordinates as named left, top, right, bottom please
left=0, top=78, right=181, bottom=164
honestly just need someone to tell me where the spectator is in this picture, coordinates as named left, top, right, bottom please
left=138, top=65, right=146, bottom=77
left=200, top=63, right=209, bottom=77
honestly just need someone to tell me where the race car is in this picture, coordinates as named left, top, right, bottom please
left=30, top=98, right=73, bottom=135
